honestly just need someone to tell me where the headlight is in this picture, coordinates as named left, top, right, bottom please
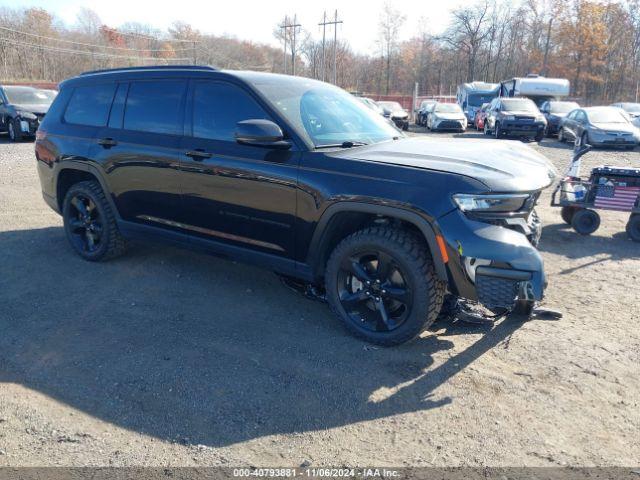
left=453, top=193, right=530, bottom=213
left=504, top=115, right=515, bottom=120
left=17, top=110, right=37, bottom=120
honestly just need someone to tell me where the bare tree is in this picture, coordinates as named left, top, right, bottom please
left=377, top=2, right=406, bottom=94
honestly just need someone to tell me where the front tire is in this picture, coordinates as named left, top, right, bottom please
left=558, top=128, right=565, bottom=143
left=8, top=119, right=23, bottom=142
left=325, top=227, right=445, bottom=346
left=62, top=180, right=127, bottom=261
left=494, top=122, right=502, bottom=138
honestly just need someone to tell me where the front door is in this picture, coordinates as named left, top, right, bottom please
left=179, top=80, right=299, bottom=259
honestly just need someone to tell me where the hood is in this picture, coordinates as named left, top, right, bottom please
left=433, top=112, right=465, bottom=120
left=390, top=110, right=408, bottom=118
left=591, top=122, right=637, bottom=133
left=548, top=112, right=568, bottom=118
left=13, top=103, right=50, bottom=115
left=335, top=136, right=557, bottom=192
left=504, top=110, right=538, bottom=117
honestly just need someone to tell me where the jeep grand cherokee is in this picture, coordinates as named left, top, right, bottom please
left=35, top=66, right=556, bottom=345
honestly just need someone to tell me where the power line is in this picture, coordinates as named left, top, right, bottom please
left=0, top=25, right=195, bottom=52
left=0, top=37, right=193, bottom=61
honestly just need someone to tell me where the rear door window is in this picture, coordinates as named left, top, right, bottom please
left=124, top=80, right=187, bottom=135
left=192, top=81, right=270, bottom=141
left=64, top=83, right=117, bottom=127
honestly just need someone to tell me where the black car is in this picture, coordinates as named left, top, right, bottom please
left=35, top=65, right=555, bottom=345
left=484, top=97, right=547, bottom=141
left=539, top=100, right=580, bottom=136
left=377, top=101, right=410, bottom=130
left=0, top=85, right=55, bottom=141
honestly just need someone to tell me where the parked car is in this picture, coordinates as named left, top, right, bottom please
left=416, top=100, right=436, bottom=126
left=36, top=65, right=556, bottom=345
left=427, top=102, right=466, bottom=132
left=473, top=102, right=490, bottom=130
left=539, top=100, right=580, bottom=136
left=611, top=102, right=640, bottom=128
left=484, top=97, right=546, bottom=141
left=0, top=85, right=54, bottom=141
left=558, top=106, right=640, bottom=149
left=377, top=101, right=410, bottom=130
left=356, top=96, right=385, bottom=116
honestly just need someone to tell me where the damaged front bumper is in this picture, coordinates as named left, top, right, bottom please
left=438, top=209, right=546, bottom=310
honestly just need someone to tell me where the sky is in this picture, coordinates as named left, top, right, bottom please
left=0, top=0, right=468, bottom=54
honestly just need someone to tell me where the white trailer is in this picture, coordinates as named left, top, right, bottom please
left=499, top=75, right=570, bottom=107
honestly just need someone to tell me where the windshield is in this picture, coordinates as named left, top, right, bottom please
left=550, top=101, right=579, bottom=113
left=587, top=109, right=629, bottom=124
left=4, top=86, right=52, bottom=105
left=467, top=93, right=496, bottom=107
left=618, top=103, right=640, bottom=113
left=378, top=101, right=403, bottom=112
left=502, top=99, right=538, bottom=112
left=435, top=103, right=462, bottom=113
left=253, top=78, right=400, bottom=148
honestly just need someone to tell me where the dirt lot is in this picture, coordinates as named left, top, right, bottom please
left=0, top=130, right=638, bottom=468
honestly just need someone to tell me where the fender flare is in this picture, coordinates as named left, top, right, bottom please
left=307, top=202, right=448, bottom=282
left=55, top=162, right=121, bottom=219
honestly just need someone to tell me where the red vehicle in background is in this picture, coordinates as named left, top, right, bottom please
left=474, top=102, right=491, bottom=130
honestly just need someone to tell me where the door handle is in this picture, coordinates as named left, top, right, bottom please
left=185, top=149, right=212, bottom=161
left=97, top=137, right=117, bottom=148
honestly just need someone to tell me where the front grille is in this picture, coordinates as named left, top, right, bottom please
left=476, top=275, right=519, bottom=309
left=438, top=120, right=462, bottom=129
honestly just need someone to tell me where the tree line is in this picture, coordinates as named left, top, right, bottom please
left=1, top=1, right=639, bottom=104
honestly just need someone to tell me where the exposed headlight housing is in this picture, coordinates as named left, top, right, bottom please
left=453, top=193, right=530, bottom=213
left=17, top=110, right=37, bottom=120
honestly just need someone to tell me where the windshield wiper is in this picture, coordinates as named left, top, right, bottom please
left=314, top=141, right=369, bottom=149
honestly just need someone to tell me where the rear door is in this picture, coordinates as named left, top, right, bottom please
left=92, top=78, right=188, bottom=229
left=179, top=79, right=299, bottom=259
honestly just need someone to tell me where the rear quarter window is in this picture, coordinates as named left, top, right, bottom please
left=64, top=83, right=117, bottom=127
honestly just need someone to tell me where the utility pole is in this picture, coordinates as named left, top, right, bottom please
left=319, top=11, right=327, bottom=81
left=193, top=40, right=197, bottom=65
left=318, top=10, right=342, bottom=84
left=291, top=14, right=300, bottom=75
left=279, top=15, right=300, bottom=75
left=279, top=16, right=289, bottom=74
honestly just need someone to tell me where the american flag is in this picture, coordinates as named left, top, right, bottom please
left=594, top=184, right=640, bottom=211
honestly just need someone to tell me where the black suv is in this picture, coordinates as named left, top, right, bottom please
left=484, top=97, right=547, bottom=142
left=36, top=66, right=556, bottom=345
left=1, top=85, right=54, bottom=141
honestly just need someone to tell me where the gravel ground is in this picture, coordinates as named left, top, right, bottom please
left=0, top=130, right=638, bottom=467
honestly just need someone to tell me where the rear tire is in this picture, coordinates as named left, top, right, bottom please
left=571, top=208, right=600, bottom=235
left=62, top=180, right=127, bottom=261
left=325, top=226, right=445, bottom=346
left=560, top=206, right=579, bottom=225
left=626, top=214, right=640, bottom=242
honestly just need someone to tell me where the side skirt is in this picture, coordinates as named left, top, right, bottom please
left=117, top=220, right=314, bottom=282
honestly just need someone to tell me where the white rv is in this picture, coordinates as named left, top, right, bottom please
left=499, top=75, right=570, bottom=107
left=456, top=81, right=500, bottom=124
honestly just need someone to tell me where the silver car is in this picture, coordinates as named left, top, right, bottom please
left=427, top=102, right=467, bottom=132
left=559, top=106, right=640, bottom=148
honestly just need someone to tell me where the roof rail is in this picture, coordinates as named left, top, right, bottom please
left=80, top=65, right=217, bottom=76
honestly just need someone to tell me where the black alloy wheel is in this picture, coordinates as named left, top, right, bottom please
left=325, top=227, right=444, bottom=345
left=66, top=193, right=103, bottom=254
left=336, top=249, right=413, bottom=333
left=62, top=180, right=127, bottom=261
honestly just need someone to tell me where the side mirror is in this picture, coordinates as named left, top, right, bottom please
left=235, top=119, right=291, bottom=149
